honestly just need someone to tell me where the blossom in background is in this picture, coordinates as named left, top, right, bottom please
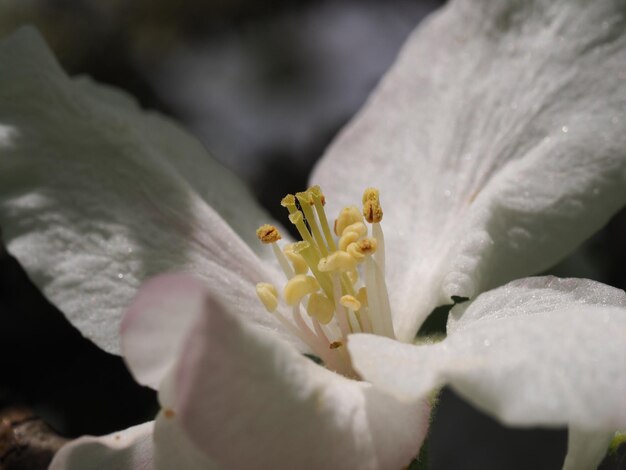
left=0, top=0, right=625, bottom=469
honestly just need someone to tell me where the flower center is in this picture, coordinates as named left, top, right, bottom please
left=255, top=186, right=394, bottom=378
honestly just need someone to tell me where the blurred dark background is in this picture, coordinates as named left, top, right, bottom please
left=0, top=1, right=625, bottom=469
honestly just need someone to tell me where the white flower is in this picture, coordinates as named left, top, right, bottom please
left=0, top=0, right=625, bottom=468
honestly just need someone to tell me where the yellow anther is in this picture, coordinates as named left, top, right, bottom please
left=334, top=206, right=363, bottom=236
left=356, top=287, right=368, bottom=307
left=362, top=187, right=383, bottom=223
left=283, top=243, right=309, bottom=275
left=318, top=251, right=358, bottom=272
left=340, top=295, right=361, bottom=311
left=256, top=283, right=279, bottom=312
left=329, top=341, right=343, bottom=350
left=284, top=274, right=320, bottom=305
left=307, top=292, right=335, bottom=324
left=347, top=237, right=378, bottom=260
left=338, top=222, right=367, bottom=251
left=256, top=224, right=281, bottom=244
left=339, top=230, right=360, bottom=252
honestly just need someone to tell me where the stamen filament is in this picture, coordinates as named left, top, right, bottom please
left=372, top=222, right=386, bottom=274
left=364, top=256, right=395, bottom=338
left=272, top=243, right=294, bottom=279
left=292, top=305, right=324, bottom=349
left=332, top=276, right=352, bottom=337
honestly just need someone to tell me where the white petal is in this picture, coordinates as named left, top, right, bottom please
left=313, top=0, right=626, bottom=340
left=165, top=292, right=430, bottom=469
left=153, top=411, right=217, bottom=470
left=349, top=277, right=626, bottom=432
left=0, top=27, right=284, bottom=353
left=563, top=429, right=613, bottom=470
left=121, top=273, right=303, bottom=390
left=49, top=422, right=154, bottom=470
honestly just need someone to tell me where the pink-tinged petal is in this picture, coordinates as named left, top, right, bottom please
left=121, top=273, right=303, bottom=390
left=166, top=293, right=430, bottom=469
left=313, top=0, right=626, bottom=340
left=0, top=27, right=286, bottom=354
left=153, top=411, right=217, bottom=470
left=49, top=422, right=154, bottom=470
left=349, top=278, right=626, bottom=432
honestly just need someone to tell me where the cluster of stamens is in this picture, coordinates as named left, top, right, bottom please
left=255, top=186, right=394, bottom=377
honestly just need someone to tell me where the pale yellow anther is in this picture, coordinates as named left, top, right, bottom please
left=283, top=243, right=309, bottom=275
left=339, top=230, right=359, bottom=252
left=340, top=295, right=361, bottom=311
left=344, top=222, right=367, bottom=237
left=334, top=206, right=363, bottom=236
left=362, top=187, right=383, bottom=223
left=284, top=274, right=320, bottom=305
left=256, top=224, right=281, bottom=244
left=347, top=237, right=378, bottom=261
left=338, top=222, right=367, bottom=251
left=318, top=251, right=358, bottom=272
left=307, top=292, right=335, bottom=324
left=256, top=283, right=279, bottom=312
left=356, top=287, right=368, bottom=307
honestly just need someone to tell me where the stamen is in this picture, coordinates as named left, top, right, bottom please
left=340, top=295, right=361, bottom=311
left=284, top=274, right=319, bottom=306
left=364, top=256, right=395, bottom=338
left=256, top=224, right=281, bottom=243
left=331, top=276, right=351, bottom=337
left=256, top=225, right=293, bottom=278
left=307, top=292, right=335, bottom=324
left=293, top=241, right=334, bottom=299
left=283, top=243, right=308, bottom=275
left=338, top=222, right=366, bottom=251
left=362, top=188, right=386, bottom=272
left=256, top=283, right=279, bottom=312
left=372, top=222, right=386, bottom=273
left=334, top=206, right=363, bottom=236
left=318, top=251, right=358, bottom=273
left=362, top=187, right=383, bottom=223
left=347, top=237, right=378, bottom=261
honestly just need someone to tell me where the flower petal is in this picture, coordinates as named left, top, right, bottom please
left=0, top=27, right=283, bottom=353
left=121, top=273, right=303, bottom=390
left=563, top=429, right=613, bottom=470
left=49, top=421, right=154, bottom=470
left=312, top=0, right=626, bottom=340
left=153, top=411, right=217, bottom=470
left=349, top=277, right=626, bottom=431
left=165, top=291, right=430, bottom=469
